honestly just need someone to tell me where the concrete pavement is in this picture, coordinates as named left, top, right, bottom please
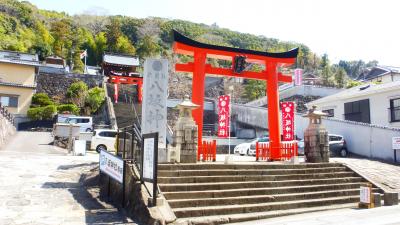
left=332, top=157, right=400, bottom=195
left=0, top=131, right=137, bottom=225
left=229, top=204, right=400, bottom=225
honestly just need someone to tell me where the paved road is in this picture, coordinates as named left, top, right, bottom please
left=230, top=205, right=400, bottom=225
left=332, top=157, right=400, bottom=194
left=0, top=132, right=137, bottom=225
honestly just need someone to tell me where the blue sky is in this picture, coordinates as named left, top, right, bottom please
left=28, top=0, right=400, bottom=66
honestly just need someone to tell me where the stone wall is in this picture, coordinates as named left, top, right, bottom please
left=36, top=72, right=103, bottom=103
left=0, top=113, right=16, bottom=149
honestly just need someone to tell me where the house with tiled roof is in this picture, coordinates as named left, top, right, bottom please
left=0, top=50, right=39, bottom=124
left=356, top=66, right=400, bottom=83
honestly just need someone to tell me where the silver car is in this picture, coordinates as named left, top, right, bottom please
left=297, top=134, right=348, bottom=157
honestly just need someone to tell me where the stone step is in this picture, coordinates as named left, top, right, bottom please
left=173, top=195, right=359, bottom=218
left=172, top=203, right=357, bottom=225
left=158, top=171, right=356, bottom=184
left=158, top=162, right=344, bottom=171
left=168, top=189, right=359, bottom=208
left=159, top=177, right=363, bottom=192
left=158, top=167, right=348, bottom=177
left=163, top=182, right=364, bottom=200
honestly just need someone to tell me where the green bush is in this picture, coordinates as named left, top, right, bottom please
left=42, top=105, right=57, bottom=119
left=85, top=87, right=105, bottom=114
left=66, top=81, right=88, bottom=107
left=57, top=104, right=80, bottom=115
left=27, top=107, right=44, bottom=120
left=27, top=105, right=57, bottom=120
left=31, top=93, right=54, bottom=106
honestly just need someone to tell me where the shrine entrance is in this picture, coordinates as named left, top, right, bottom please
left=173, top=30, right=298, bottom=160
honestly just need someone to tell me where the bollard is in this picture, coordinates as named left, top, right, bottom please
left=384, top=192, right=399, bottom=206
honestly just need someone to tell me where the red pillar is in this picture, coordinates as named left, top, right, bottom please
left=192, top=51, right=207, bottom=159
left=266, top=62, right=281, bottom=160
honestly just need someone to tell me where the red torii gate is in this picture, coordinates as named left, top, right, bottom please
left=173, top=30, right=298, bottom=160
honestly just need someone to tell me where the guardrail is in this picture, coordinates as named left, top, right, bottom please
left=0, top=103, right=14, bottom=124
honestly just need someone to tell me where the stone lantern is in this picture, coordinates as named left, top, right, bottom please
left=167, top=95, right=199, bottom=163
left=303, top=106, right=329, bottom=163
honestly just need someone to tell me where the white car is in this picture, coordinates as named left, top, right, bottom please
left=65, top=116, right=93, bottom=132
left=91, top=129, right=118, bottom=152
left=234, top=137, right=270, bottom=156
left=234, top=142, right=252, bottom=155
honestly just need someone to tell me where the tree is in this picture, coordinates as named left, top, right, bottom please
left=244, top=80, right=266, bottom=101
left=115, top=36, right=136, bottom=54
left=334, top=67, right=347, bottom=88
left=66, top=81, right=88, bottom=108
left=50, top=19, right=72, bottom=58
left=136, top=35, right=160, bottom=58
left=105, top=17, right=122, bottom=52
left=93, top=32, right=107, bottom=65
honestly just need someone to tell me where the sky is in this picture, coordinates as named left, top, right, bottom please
left=27, top=0, right=400, bottom=66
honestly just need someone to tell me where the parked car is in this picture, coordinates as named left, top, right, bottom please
left=329, top=134, right=348, bottom=157
left=65, top=116, right=93, bottom=132
left=91, top=129, right=118, bottom=153
left=248, top=137, right=270, bottom=156
left=234, top=141, right=252, bottom=156
left=298, top=134, right=348, bottom=157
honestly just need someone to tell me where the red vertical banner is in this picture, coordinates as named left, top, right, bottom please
left=218, top=95, right=230, bottom=138
left=281, top=102, right=295, bottom=141
left=294, top=68, right=303, bottom=86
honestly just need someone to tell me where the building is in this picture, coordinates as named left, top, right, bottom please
left=0, top=50, right=39, bottom=124
left=307, top=81, right=400, bottom=128
left=357, top=66, right=400, bottom=83
left=102, top=53, right=140, bottom=77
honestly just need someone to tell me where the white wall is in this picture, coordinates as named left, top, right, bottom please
left=314, top=89, right=400, bottom=128
left=295, top=114, right=400, bottom=162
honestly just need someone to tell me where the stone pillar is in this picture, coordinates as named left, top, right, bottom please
left=168, top=96, right=199, bottom=163
left=303, top=106, right=329, bottom=163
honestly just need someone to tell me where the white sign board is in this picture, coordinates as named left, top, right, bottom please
left=360, top=186, right=371, bottom=204
left=143, top=137, right=155, bottom=180
left=99, top=150, right=124, bottom=183
left=73, top=139, right=86, bottom=156
left=392, top=137, right=400, bottom=149
left=142, top=59, right=169, bottom=148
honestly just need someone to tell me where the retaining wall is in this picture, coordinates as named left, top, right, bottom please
left=0, top=114, right=16, bottom=149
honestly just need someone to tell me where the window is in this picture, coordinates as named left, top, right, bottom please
left=329, top=135, right=342, bottom=142
left=344, top=99, right=370, bottom=123
left=390, top=98, right=400, bottom=122
left=0, top=95, right=18, bottom=108
left=322, top=109, right=334, bottom=117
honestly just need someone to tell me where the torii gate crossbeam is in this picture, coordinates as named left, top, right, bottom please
left=173, top=30, right=298, bottom=160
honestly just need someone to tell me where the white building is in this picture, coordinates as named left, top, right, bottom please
left=307, top=81, right=400, bottom=128
left=357, top=66, right=400, bottom=83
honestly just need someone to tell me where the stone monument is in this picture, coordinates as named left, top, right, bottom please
left=303, top=106, right=329, bottom=163
left=168, top=95, right=199, bottom=163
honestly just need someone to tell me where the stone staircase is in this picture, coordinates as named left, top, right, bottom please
left=158, top=163, right=380, bottom=225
